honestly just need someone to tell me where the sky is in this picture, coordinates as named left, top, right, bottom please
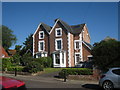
left=2, top=2, right=118, bottom=49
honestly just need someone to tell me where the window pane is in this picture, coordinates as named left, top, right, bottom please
left=40, top=33, right=43, bottom=38
left=55, top=54, right=60, bottom=64
left=62, top=53, right=64, bottom=64
left=57, top=40, right=61, bottom=49
left=112, top=69, right=120, bottom=75
left=76, top=54, right=80, bottom=63
left=40, top=42, right=43, bottom=50
left=57, top=30, right=61, bottom=35
left=76, top=42, right=79, bottom=49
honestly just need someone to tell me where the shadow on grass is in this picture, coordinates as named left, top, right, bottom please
left=82, top=84, right=102, bottom=90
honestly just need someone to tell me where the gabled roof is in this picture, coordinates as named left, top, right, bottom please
left=34, top=18, right=86, bottom=36
left=8, top=49, right=16, bottom=56
left=41, top=23, right=52, bottom=33
left=71, top=24, right=85, bottom=34
left=55, top=18, right=85, bottom=34
left=55, top=19, right=73, bottom=33
left=0, top=45, right=9, bottom=58
left=33, top=23, right=52, bottom=37
left=82, top=41, right=92, bottom=50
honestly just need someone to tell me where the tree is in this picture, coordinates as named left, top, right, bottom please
left=92, top=37, right=120, bottom=71
left=1, top=25, right=17, bottom=50
left=21, top=34, right=33, bottom=56
left=11, top=45, right=22, bottom=65
left=15, top=45, right=22, bottom=53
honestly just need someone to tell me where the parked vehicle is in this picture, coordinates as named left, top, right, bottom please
left=75, top=62, right=85, bottom=68
left=75, top=60, right=93, bottom=69
left=99, top=67, right=120, bottom=90
left=0, top=76, right=26, bottom=90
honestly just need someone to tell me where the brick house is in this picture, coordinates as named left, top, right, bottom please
left=33, top=19, right=92, bottom=67
left=0, top=45, right=9, bottom=58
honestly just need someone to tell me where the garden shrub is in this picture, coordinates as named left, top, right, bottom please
left=59, top=68, right=93, bottom=78
left=20, top=54, right=34, bottom=66
left=35, top=57, right=53, bottom=68
left=2, top=58, right=12, bottom=71
left=12, top=54, right=21, bottom=65
left=21, top=53, right=53, bottom=68
left=23, top=61, right=43, bottom=73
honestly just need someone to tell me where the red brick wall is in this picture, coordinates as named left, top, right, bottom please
left=82, top=43, right=91, bottom=61
left=82, top=25, right=90, bottom=43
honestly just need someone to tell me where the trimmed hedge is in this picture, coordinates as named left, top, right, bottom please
left=7, top=66, right=24, bottom=72
left=59, top=68, right=93, bottom=78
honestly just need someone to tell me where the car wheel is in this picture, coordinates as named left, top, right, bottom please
left=102, top=81, right=114, bottom=90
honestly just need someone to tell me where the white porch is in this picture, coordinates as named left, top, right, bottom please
left=35, top=51, right=48, bottom=58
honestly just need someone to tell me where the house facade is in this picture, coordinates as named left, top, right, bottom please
left=33, top=19, right=92, bottom=67
left=0, top=45, right=9, bottom=58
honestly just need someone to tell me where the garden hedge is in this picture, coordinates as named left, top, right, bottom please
left=59, top=68, right=93, bottom=78
left=7, top=66, right=24, bottom=72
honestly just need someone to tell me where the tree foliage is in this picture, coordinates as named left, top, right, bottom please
left=21, top=34, right=33, bottom=56
left=1, top=25, right=17, bottom=50
left=92, top=37, right=120, bottom=71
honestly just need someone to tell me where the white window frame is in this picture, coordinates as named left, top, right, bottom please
left=74, top=40, right=80, bottom=50
left=55, top=28, right=62, bottom=37
left=75, top=52, right=81, bottom=65
left=55, top=38, right=63, bottom=50
left=39, top=31, right=44, bottom=39
left=38, top=40, right=45, bottom=51
left=2, top=54, right=5, bottom=58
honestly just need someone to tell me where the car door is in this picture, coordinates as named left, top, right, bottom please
left=112, top=69, right=120, bottom=88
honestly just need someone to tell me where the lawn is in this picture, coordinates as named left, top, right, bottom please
left=43, top=68, right=63, bottom=74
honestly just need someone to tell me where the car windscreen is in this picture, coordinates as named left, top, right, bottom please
left=112, top=69, right=120, bottom=75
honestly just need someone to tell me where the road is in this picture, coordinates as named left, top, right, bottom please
left=2, top=72, right=101, bottom=90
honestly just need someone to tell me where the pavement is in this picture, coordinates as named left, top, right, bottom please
left=2, top=72, right=100, bottom=89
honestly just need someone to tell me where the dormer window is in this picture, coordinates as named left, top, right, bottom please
left=39, top=31, right=44, bottom=39
left=55, top=28, right=62, bottom=37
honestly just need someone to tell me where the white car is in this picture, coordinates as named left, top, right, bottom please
left=99, top=67, right=120, bottom=90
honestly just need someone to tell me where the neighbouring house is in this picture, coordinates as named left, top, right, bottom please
left=7, top=49, right=16, bottom=57
left=0, top=45, right=9, bottom=58
left=33, top=19, right=92, bottom=67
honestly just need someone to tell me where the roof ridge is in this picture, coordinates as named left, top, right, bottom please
left=71, top=23, right=86, bottom=27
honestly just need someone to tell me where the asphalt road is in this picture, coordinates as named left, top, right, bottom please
left=2, top=73, right=101, bottom=90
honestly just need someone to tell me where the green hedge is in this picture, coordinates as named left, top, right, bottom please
left=7, top=66, right=24, bottom=72
left=59, top=68, right=93, bottom=78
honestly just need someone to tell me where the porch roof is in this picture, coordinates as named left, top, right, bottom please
left=36, top=51, right=48, bottom=54
left=52, top=50, right=66, bottom=54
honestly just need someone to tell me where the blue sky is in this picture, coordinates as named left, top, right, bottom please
left=2, top=2, right=118, bottom=49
